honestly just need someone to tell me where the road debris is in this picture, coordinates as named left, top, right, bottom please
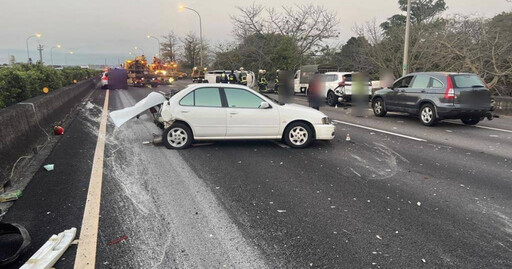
left=277, top=210, right=287, bottom=213
left=142, top=141, right=152, bottom=145
left=43, top=164, right=54, bottom=171
left=417, top=202, right=422, bottom=206
left=107, top=235, right=128, bottom=246
left=0, top=222, right=31, bottom=266
left=0, top=190, right=22, bottom=203
left=346, top=134, right=351, bottom=141
left=53, top=126, right=65, bottom=135
left=376, top=235, right=382, bottom=240
left=20, top=227, right=76, bottom=269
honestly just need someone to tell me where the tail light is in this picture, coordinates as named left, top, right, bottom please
left=444, top=76, right=455, bottom=100
left=102, top=76, right=107, bottom=81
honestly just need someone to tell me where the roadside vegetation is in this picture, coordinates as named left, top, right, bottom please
left=0, top=64, right=100, bottom=108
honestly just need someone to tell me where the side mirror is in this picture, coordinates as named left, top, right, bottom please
left=259, top=102, right=270, bottom=109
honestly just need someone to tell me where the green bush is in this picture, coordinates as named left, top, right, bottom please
left=0, top=64, right=101, bottom=109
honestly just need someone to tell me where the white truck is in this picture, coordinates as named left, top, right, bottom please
left=293, top=64, right=338, bottom=94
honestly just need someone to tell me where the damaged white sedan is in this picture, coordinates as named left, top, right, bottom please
left=110, top=84, right=335, bottom=149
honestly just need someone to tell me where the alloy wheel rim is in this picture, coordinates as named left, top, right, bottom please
left=167, top=128, right=187, bottom=147
left=289, top=126, right=308, bottom=146
left=421, top=107, right=433, bottom=123
left=374, top=101, right=382, bottom=114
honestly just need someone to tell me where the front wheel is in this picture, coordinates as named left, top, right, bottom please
left=461, top=118, right=480, bottom=125
left=420, top=104, right=437, bottom=126
left=162, top=122, right=193, bottom=149
left=372, top=98, right=387, bottom=117
left=283, top=122, right=313, bottom=149
left=327, top=91, right=337, bottom=107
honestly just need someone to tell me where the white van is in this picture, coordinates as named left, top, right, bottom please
left=323, top=72, right=372, bottom=106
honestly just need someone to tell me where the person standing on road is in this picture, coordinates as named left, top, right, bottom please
left=228, top=70, right=237, bottom=84
left=239, top=67, right=247, bottom=85
left=274, top=70, right=280, bottom=93
left=258, top=70, right=268, bottom=92
left=308, top=73, right=322, bottom=110
left=352, top=72, right=366, bottom=117
left=278, top=70, right=293, bottom=104
left=220, top=71, right=228, bottom=83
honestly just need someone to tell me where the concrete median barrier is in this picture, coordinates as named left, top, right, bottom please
left=0, top=78, right=99, bottom=186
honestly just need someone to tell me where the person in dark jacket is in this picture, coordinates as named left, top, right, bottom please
left=228, top=70, right=237, bottom=84
left=308, top=73, right=323, bottom=110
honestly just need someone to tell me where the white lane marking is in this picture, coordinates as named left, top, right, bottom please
left=74, top=90, right=109, bottom=269
left=332, top=120, right=427, bottom=142
left=470, top=125, right=512, bottom=133
left=446, top=121, right=512, bottom=133
left=349, top=167, right=361, bottom=177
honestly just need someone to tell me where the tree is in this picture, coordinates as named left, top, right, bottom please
left=231, top=3, right=339, bottom=62
left=380, top=0, right=446, bottom=33
left=161, top=32, right=180, bottom=62
left=181, top=33, right=209, bottom=69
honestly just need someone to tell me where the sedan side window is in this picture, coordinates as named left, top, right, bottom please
left=179, top=92, right=194, bottom=106
left=195, top=88, right=222, bottom=107
left=393, top=76, right=413, bottom=88
left=224, top=88, right=264, bottom=108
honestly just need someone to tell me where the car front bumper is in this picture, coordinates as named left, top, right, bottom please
left=314, top=124, right=336, bottom=140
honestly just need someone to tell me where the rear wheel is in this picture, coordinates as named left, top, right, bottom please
left=327, top=91, right=337, bottom=107
left=461, top=118, right=480, bottom=125
left=284, top=122, right=313, bottom=149
left=372, top=98, right=387, bottom=117
left=162, top=122, right=193, bottom=149
left=420, top=104, right=437, bottom=126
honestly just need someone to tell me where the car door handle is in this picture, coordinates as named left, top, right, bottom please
left=181, top=110, right=190, bottom=113
left=400, top=89, right=406, bottom=93
left=229, top=112, right=239, bottom=115
left=421, top=90, right=426, bottom=93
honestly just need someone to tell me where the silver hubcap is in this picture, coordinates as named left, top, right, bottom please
left=421, top=107, right=433, bottom=123
left=374, top=101, right=382, bottom=114
left=167, top=128, right=188, bottom=147
left=289, top=126, right=308, bottom=146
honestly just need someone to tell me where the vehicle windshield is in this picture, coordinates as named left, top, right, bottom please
left=451, top=74, right=486, bottom=88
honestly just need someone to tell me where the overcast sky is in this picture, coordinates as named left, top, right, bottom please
left=1, top=0, right=511, bottom=65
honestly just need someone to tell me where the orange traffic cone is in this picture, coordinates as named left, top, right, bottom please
left=346, top=134, right=351, bottom=141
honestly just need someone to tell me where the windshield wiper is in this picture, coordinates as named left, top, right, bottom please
left=471, top=85, right=485, bottom=88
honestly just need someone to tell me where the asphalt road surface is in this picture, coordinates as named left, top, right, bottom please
left=3, top=81, right=511, bottom=268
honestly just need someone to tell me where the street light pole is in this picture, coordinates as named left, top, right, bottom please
left=65, top=51, right=74, bottom=66
left=147, top=35, right=161, bottom=58
left=180, top=5, right=203, bottom=67
left=134, top=46, right=145, bottom=55
left=50, top=44, right=62, bottom=66
left=26, top=33, right=41, bottom=63
left=402, top=0, right=412, bottom=76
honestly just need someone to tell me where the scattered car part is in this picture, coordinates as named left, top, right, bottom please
left=0, top=190, right=23, bottom=203
left=43, top=164, right=54, bottom=171
left=109, top=92, right=167, bottom=127
left=20, top=227, right=76, bottom=269
left=0, top=222, right=31, bottom=266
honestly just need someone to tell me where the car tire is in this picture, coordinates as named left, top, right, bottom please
left=420, top=104, right=437, bottom=126
left=162, top=122, right=193, bottom=149
left=327, top=91, right=337, bottom=107
left=283, top=122, right=313, bottom=149
left=372, top=98, right=387, bottom=117
left=461, top=118, right=480, bottom=125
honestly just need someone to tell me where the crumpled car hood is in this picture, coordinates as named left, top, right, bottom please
left=109, top=92, right=167, bottom=127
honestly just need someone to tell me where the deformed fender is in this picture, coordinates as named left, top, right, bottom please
left=109, top=92, right=167, bottom=127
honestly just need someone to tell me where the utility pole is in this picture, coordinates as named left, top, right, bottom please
left=402, top=0, right=412, bottom=76
left=37, top=44, right=44, bottom=65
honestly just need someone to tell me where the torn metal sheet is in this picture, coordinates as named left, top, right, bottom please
left=109, top=92, right=167, bottom=127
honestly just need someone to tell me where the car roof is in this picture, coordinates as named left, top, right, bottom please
left=325, top=72, right=353, bottom=75
left=187, top=83, right=249, bottom=90
left=406, top=72, right=476, bottom=76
